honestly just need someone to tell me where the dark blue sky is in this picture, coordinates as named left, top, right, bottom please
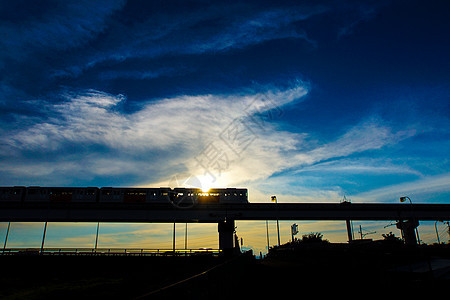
left=1, top=0, right=449, bottom=203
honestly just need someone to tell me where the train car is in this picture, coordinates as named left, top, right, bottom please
left=222, top=188, right=248, bottom=204
left=123, top=188, right=147, bottom=203
left=197, top=189, right=221, bottom=204
left=99, top=187, right=123, bottom=202
left=171, top=187, right=201, bottom=205
left=0, top=186, right=26, bottom=202
left=24, top=186, right=50, bottom=202
left=24, top=187, right=99, bottom=202
left=182, top=188, right=248, bottom=204
left=146, top=188, right=170, bottom=203
left=99, top=187, right=171, bottom=203
left=2, top=186, right=248, bottom=204
left=71, top=187, right=99, bottom=202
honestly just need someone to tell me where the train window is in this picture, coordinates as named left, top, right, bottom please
left=28, top=189, right=38, bottom=195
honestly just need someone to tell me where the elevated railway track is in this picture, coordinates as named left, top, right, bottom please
left=0, top=202, right=449, bottom=222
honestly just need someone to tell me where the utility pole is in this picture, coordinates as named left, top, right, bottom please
left=266, top=220, right=270, bottom=253
left=271, top=196, right=280, bottom=246
left=185, top=223, right=188, bottom=249
left=173, top=221, right=176, bottom=252
left=358, top=225, right=376, bottom=240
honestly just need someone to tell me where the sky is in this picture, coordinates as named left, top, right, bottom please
left=1, top=0, right=450, bottom=253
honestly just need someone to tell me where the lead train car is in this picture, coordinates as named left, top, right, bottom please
left=0, top=187, right=248, bottom=204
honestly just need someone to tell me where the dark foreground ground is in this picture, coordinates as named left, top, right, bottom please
left=1, top=243, right=450, bottom=299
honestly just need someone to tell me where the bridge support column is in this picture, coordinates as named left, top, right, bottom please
left=396, top=219, right=419, bottom=245
left=218, top=219, right=235, bottom=256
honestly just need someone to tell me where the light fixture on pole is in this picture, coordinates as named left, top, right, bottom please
left=271, top=195, right=280, bottom=246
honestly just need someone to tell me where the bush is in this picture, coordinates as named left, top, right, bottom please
left=301, top=232, right=329, bottom=243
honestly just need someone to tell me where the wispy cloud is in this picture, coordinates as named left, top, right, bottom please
left=49, top=2, right=326, bottom=79
left=0, top=79, right=421, bottom=196
left=294, top=158, right=423, bottom=176
left=295, top=119, right=416, bottom=165
left=0, top=82, right=309, bottom=186
left=353, top=173, right=450, bottom=203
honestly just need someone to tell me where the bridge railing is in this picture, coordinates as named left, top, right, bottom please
left=1, top=248, right=221, bottom=256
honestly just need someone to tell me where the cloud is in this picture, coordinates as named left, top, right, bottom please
left=294, top=158, right=423, bottom=176
left=353, top=173, right=450, bottom=203
left=295, top=119, right=416, bottom=165
left=0, top=79, right=421, bottom=195
left=48, top=2, right=326, bottom=79
left=0, top=82, right=309, bottom=186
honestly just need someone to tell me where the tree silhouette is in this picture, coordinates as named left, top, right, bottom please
left=301, top=232, right=329, bottom=243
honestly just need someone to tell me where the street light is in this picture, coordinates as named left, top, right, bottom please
left=271, top=196, right=280, bottom=246
left=399, top=196, right=411, bottom=203
left=399, top=196, right=421, bottom=244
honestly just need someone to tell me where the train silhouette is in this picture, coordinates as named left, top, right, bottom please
left=0, top=186, right=248, bottom=204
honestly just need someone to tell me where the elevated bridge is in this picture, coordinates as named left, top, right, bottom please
left=0, top=202, right=449, bottom=222
left=1, top=202, right=449, bottom=254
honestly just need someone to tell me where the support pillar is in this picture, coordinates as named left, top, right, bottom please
left=396, top=219, right=419, bottom=245
left=218, top=219, right=235, bottom=256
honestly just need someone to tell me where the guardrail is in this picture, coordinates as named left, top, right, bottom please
left=1, top=248, right=221, bottom=256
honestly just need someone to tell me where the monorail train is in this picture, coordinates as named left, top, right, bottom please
left=0, top=186, right=248, bottom=204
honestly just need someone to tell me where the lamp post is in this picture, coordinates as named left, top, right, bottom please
left=400, top=196, right=421, bottom=244
left=271, top=196, right=280, bottom=246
